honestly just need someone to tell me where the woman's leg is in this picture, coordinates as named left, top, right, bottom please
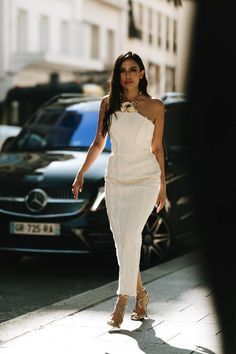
left=137, top=270, right=144, bottom=292
left=107, top=294, right=129, bottom=329
left=131, top=270, right=149, bottom=320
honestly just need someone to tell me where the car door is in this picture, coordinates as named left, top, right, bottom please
left=163, top=100, right=196, bottom=235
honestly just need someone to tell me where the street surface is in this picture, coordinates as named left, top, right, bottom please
left=0, top=254, right=118, bottom=324
left=0, top=251, right=223, bottom=354
left=0, top=240, right=197, bottom=324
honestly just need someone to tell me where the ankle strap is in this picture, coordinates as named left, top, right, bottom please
left=137, top=287, right=146, bottom=293
left=118, top=294, right=129, bottom=299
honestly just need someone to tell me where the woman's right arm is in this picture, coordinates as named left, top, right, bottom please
left=72, top=95, right=108, bottom=199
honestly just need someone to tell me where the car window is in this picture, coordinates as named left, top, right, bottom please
left=10, top=103, right=111, bottom=152
left=163, top=101, right=191, bottom=153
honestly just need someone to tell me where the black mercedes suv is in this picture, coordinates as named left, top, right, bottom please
left=0, top=92, right=197, bottom=268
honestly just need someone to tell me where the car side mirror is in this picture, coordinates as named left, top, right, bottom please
left=1, top=136, right=15, bottom=152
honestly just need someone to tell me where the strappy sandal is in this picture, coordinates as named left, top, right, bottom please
left=131, top=287, right=149, bottom=320
left=107, top=295, right=129, bottom=330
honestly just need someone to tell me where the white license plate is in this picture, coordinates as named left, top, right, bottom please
left=10, top=222, right=60, bottom=236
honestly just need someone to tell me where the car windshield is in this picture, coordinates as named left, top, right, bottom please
left=9, top=100, right=111, bottom=152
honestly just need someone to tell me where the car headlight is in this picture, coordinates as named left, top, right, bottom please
left=90, top=186, right=105, bottom=211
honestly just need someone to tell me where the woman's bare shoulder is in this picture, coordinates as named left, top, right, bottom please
left=144, top=96, right=164, bottom=113
left=148, top=96, right=164, bottom=107
left=100, top=94, right=109, bottom=110
left=101, top=94, right=109, bottom=104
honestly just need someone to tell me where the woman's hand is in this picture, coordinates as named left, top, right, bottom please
left=72, top=172, right=84, bottom=199
left=155, top=182, right=166, bottom=213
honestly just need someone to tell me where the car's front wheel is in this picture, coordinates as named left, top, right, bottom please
left=141, top=211, right=174, bottom=269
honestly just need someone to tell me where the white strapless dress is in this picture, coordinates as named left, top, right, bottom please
left=104, top=111, right=161, bottom=297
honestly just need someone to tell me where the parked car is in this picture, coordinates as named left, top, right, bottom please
left=0, top=93, right=197, bottom=268
left=0, top=124, right=21, bottom=150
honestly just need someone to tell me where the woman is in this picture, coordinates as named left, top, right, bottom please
left=72, top=51, right=166, bottom=330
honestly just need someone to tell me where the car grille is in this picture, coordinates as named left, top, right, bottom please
left=44, top=186, right=76, bottom=199
left=0, top=186, right=88, bottom=218
left=0, top=186, right=85, bottom=199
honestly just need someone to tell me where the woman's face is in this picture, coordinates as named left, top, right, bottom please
left=119, top=59, right=144, bottom=91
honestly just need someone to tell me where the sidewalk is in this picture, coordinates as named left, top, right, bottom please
left=0, top=252, right=223, bottom=354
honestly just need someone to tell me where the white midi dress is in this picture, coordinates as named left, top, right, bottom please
left=104, top=111, right=161, bottom=297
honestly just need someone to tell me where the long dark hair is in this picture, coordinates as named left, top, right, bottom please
left=101, top=51, right=150, bottom=136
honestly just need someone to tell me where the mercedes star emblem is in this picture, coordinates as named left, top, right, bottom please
left=25, top=188, right=48, bottom=212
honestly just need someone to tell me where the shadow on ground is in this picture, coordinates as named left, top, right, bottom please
left=109, top=318, right=216, bottom=354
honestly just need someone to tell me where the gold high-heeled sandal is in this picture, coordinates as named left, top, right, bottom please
left=107, top=295, right=129, bottom=330
left=131, top=287, right=149, bottom=320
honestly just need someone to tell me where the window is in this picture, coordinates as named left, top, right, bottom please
left=165, top=66, right=176, bottom=92
left=173, top=20, right=177, bottom=53
left=157, top=12, right=162, bottom=48
left=39, top=15, right=49, bottom=52
left=137, top=3, right=143, bottom=39
left=12, top=102, right=111, bottom=151
left=148, top=62, right=161, bottom=95
left=60, top=20, right=69, bottom=54
left=166, top=17, right=170, bottom=51
left=91, top=24, right=100, bottom=59
left=107, top=29, right=114, bottom=63
left=164, top=101, right=191, bottom=152
left=17, top=9, right=28, bottom=52
left=155, top=65, right=161, bottom=94
left=148, top=8, right=153, bottom=44
left=147, top=62, right=153, bottom=86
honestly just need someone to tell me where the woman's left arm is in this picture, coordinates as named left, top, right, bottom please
left=151, top=99, right=166, bottom=213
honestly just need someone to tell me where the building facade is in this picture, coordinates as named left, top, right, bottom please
left=0, top=0, right=195, bottom=101
left=127, top=0, right=195, bottom=96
